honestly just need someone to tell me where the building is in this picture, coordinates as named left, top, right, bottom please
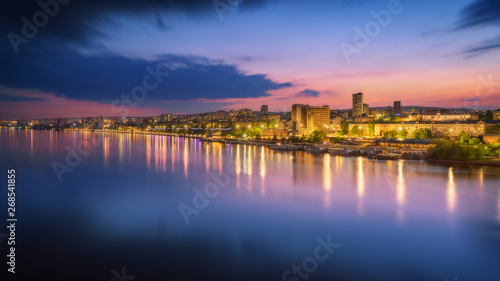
left=363, top=103, right=369, bottom=116
left=484, top=135, right=500, bottom=144
left=394, top=101, right=402, bottom=115
left=238, top=108, right=253, bottom=116
left=352, top=92, right=363, bottom=117
left=261, top=105, right=268, bottom=116
left=407, top=112, right=479, bottom=122
left=160, top=114, right=176, bottom=122
left=307, top=105, right=330, bottom=130
left=292, top=104, right=309, bottom=129
left=214, top=110, right=227, bottom=120
left=292, top=104, right=330, bottom=132
left=493, top=110, right=500, bottom=120
left=349, top=120, right=488, bottom=137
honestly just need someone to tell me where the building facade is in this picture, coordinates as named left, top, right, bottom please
left=307, top=105, right=330, bottom=130
left=352, top=93, right=363, bottom=117
left=394, top=101, right=402, bottom=115
left=349, top=121, right=488, bottom=137
left=292, top=104, right=330, bottom=133
left=261, top=105, right=268, bottom=116
left=407, top=113, right=479, bottom=122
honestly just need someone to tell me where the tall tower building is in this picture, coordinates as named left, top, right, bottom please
left=352, top=93, right=363, bottom=117
left=292, top=104, right=330, bottom=131
left=261, top=105, right=268, bottom=116
left=363, top=104, right=369, bottom=116
left=307, top=105, right=330, bottom=130
left=292, top=104, right=308, bottom=129
left=394, top=101, right=402, bottom=115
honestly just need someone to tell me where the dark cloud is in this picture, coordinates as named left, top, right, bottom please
left=296, top=89, right=320, bottom=97
left=461, top=34, right=500, bottom=57
left=0, top=94, right=45, bottom=102
left=420, top=29, right=438, bottom=37
left=453, top=0, right=500, bottom=57
left=0, top=0, right=271, bottom=48
left=455, top=0, right=500, bottom=29
left=0, top=42, right=292, bottom=102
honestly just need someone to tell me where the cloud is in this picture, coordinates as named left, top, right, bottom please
left=420, top=29, right=438, bottom=37
left=454, top=0, right=500, bottom=29
left=296, top=89, right=320, bottom=97
left=0, top=42, right=292, bottom=102
left=461, top=34, right=500, bottom=57
left=463, top=97, right=480, bottom=102
left=0, top=0, right=275, bottom=48
left=0, top=87, right=164, bottom=120
left=0, top=93, right=45, bottom=102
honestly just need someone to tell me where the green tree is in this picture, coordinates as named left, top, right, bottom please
left=350, top=126, right=362, bottom=136
left=428, top=139, right=486, bottom=161
left=486, top=124, right=500, bottom=134
left=397, top=129, right=408, bottom=138
left=367, top=120, right=375, bottom=136
left=479, top=110, right=493, bottom=121
left=340, top=121, right=349, bottom=135
left=311, top=130, right=327, bottom=143
left=389, top=115, right=400, bottom=122
left=383, top=130, right=397, bottom=138
left=252, top=127, right=263, bottom=138
left=411, top=128, right=432, bottom=139
left=457, top=130, right=470, bottom=144
left=468, top=138, right=481, bottom=145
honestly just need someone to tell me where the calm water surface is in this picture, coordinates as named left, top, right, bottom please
left=1, top=128, right=500, bottom=280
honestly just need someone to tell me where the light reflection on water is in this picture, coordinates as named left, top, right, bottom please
left=1, top=128, right=500, bottom=280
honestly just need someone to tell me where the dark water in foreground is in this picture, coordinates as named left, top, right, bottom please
left=1, top=128, right=500, bottom=281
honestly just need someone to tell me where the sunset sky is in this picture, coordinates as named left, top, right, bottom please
left=1, top=0, right=499, bottom=120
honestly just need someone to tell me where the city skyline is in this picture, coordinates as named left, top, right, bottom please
left=1, top=0, right=500, bottom=120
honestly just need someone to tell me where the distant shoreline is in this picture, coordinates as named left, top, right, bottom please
left=7, top=128, right=500, bottom=168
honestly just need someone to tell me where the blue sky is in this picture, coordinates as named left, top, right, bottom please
left=0, top=0, right=499, bottom=119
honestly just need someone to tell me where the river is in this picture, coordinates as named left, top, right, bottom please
left=1, top=128, right=499, bottom=280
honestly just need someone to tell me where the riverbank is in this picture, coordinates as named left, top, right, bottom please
left=59, top=129, right=500, bottom=167
left=428, top=159, right=500, bottom=167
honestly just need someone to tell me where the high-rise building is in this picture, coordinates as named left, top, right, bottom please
left=394, top=101, right=402, bottom=115
left=307, top=105, right=330, bottom=130
left=214, top=110, right=227, bottom=120
left=363, top=104, right=369, bottom=116
left=261, top=105, right=268, bottom=116
left=238, top=108, right=252, bottom=116
left=292, top=104, right=308, bottom=129
left=292, top=104, right=330, bottom=131
left=493, top=109, right=500, bottom=120
left=352, top=93, right=363, bottom=117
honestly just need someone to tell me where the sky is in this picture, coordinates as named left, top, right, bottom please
left=0, top=0, right=499, bottom=120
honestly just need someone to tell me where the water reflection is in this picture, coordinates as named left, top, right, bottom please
left=356, top=157, right=365, bottom=215
left=447, top=167, right=456, bottom=213
left=498, top=192, right=500, bottom=222
left=260, top=147, right=266, bottom=195
left=397, top=161, right=406, bottom=206
left=356, top=157, right=365, bottom=198
left=2, top=128, right=500, bottom=280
